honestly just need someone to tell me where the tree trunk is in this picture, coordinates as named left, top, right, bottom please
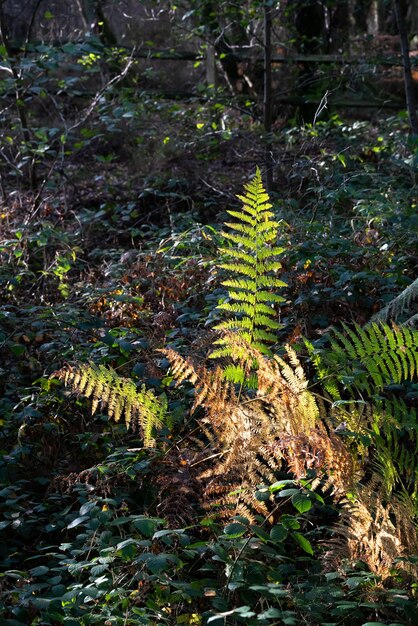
left=290, top=0, right=327, bottom=122
left=77, top=0, right=117, bottom=44
left=394, top=0, right=418, bottom=135
left=206, top=42, right=217, bottom=88
left=199, top=1, right=253, bottom=95
left=367, top=0, right=380, bottom=35
left=328, top=1, right=351, bottom=53
left=0, top=3, right=37, bottom=190
left=263, top=3, right=273, bottom=191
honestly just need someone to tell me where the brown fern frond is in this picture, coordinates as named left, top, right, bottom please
left=162, top=348, right=199, bottom=386
left=326, top=479, right=418, bottom=579
left=277, top=424, right=357, bottom=497
left=201, top=480, right=270, bottom=523
left=230, top=487, right=270, bottom=520
left=254, top=345, right=319, bottom=435
left=195, top=366, right=237, bottom=419
left=165, top=334, right=357, bottom=521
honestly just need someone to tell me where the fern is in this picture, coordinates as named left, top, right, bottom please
left=371, top=278, right=418, bottom=325
left=327, top=481, right=418, bottom=578
left=327, top=395, right=418, bottom=577
left=306, top=318, right=418, bottom=574
left=309, top=322, right=418, bottom=398
left=54, top=363, right=168, bottom=447
left=210, top=167, right=286, bottom=374
left=162, top=338, right=358, bottom=521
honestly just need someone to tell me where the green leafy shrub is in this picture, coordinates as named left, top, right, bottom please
left=1, top=167, right=418, bottom=626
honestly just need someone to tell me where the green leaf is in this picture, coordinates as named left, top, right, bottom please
left=269, top=480, right=295, bottom=492
left=83, top=586, right=100, bottom=599
left=10, top=344, right=26, bottom=357
left=115, top=539, right=139, bottom=551
left=249, top=525, right=271, bottom=542
left=270, top=524, right=288, bottom=542
left=29, top=565, right=49, bottom=577
left=90, top=564, right=109, bottom=577
left=132, top=517, right=163, bottom=537
left=255, top=488, right=270, bottom=502
left=224, top=522, right=247, bottom=537
left=143, top=553, right=171, bottom=574
left=258, top=608, right=283, bottom=619
left=281, top=515, right=301, bottom=530
left=67, top=515, right=89, bottom=529
left=291, top=492, right=313, bottom=514
left=79, top=501, right=97, bottom=516
left=291, top=531, right=313, bottom=555
left=277, top=488, right=300, bottom=498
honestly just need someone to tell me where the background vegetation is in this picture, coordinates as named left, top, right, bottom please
left=0, top=1, right=417, bottom=625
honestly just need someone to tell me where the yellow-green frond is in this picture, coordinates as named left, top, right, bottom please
left=53, top=363, right=167, bottom=447
left=312, top=322, right=418, bottom=399
left=219, top=263, right=257, bottom=278
left=212, top=168, right=286, bottom=360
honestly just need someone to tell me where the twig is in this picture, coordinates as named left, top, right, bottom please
left=69, top=49, right=137, bottom=132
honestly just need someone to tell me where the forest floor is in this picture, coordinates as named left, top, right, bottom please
left=0, top=98, right=417, bottom=625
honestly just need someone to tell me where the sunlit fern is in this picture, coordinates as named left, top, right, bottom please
left=307, top=321, right=418, bottom=400
left=210, top=167, right=286, bottom=383
left=318, top=400, right=418, bottom=578
left=53, top=363, right=168, bottom=447
left=370, top=413, right=418, bottom=511
left=163, top=340, right=357, bottom=520
left=326, top=479, right=418, bottom=579
left=306, top=321, right=418, bottom=575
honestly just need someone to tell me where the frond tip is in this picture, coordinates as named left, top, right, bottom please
left=53, top=363, right=167, bottom=447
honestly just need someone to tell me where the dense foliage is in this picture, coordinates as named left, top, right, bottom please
left=1, top=14, right=418, bottom=626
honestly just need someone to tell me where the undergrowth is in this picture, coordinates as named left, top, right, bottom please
left=1, top=114, right=418, bottom=626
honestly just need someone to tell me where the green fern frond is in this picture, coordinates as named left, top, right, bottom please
left=54, top=363, right=167, bottom=447
left=222, top=364, right=248, bottom=385
left=314, top=322, right=418, bottom=397
left=209, top=168, right=286, bottom=372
